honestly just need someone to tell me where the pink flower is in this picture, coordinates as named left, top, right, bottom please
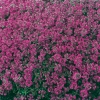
left=19, top=96, right=26, bottom=100
left=51, top=72, right=58, bottom=80
left=93, top=76, right=100, bottom=82
left=74, top=54, right=82, bottom=67
left=57, top=82, right=64, bottom=89
left=72, top=72, right=81, bottom=80
left=24, top=74, right=32, bottom=81
left=24, top=68, right=32, bottom=74
left=38, top=34, right=46, bottom=43
left=84, top=82, right=91, bottom=90
left=6, top=50, right=12, bottom=57
left=70, top=82, right=78, bottom=90
left=53, top=54, right=62, bottom=62
left=38, top=54, right=45, bottom=63
left=25, top=80, right=33, bottom=87
left=22, top=40, right=29, bottom=47
left=54, top=87, right=61, bottom=95
left=38, top=49, right=46, bottom=62
left=81, top=72, right=89, bottom=80
left=81, top=29, right=88, bottom=37
left=2, top=78, right=12, bottom=90
left=48, top=86, right=53, bottom=93
left=97, top=9, right=100, bottom=15
left=80, top=89, right=88, bottom=98
left=54, top=64, right=62, bottom=73
left=52, top=46, right=58, bottom=53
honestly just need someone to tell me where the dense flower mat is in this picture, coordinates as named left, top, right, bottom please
left=0, top=0, right=100, bottom=100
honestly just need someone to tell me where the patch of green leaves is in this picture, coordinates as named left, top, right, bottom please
left=4, top=13, right=10, bottom=21
left=82, top=8, right=88, bottom=16
left=64, top=79, right=70, bottom=87
left=45, top=53, right=52, bottom=61
left=67, top=89, right=78, bottom=96
left=42, top=60, right=48, bottom=67
left=98, top=21, right=100, bottom=24
left=0, top=80, right=2, bottom=85
left=18, top=87, right=30, bottom=96
left=98, top=56, right=100, bottom=60
left=91, top=35, right=97, bottom=40
left=89, top=88, right=100, bottom=99
left=0, top=50, right=2, bottom=53
left=77, top=78, right=83, bottom=86
left=0, top=90, right=16, bottom=100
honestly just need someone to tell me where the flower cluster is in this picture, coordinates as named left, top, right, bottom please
left=0, top=0, right=100, bottom=99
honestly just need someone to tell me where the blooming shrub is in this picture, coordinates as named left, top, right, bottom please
left=0, top=0, right=100, bottom=99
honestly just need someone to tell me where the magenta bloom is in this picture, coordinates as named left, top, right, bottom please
left=80, top=89, right=88, bottom=98
left=84, top=82, right=92, bottom=90
left=25, top=80, right=33, bottom=87
left=72, top=72, right=81, bottom=80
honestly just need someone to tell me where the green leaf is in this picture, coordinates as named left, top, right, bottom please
left=4, top=13, right=10, bottom=21
left=83, top=12, right=87, bottom=16
left=77, top=78, right=83, bottom=86
left=67, top=89, right=77, bottom=95
left=98, top=56, right=100, bottom=60
left=45, top=54, right=52, bottom=60
left=0, top=80, right=2, bottom=85
left=98, top=21, right=100, bottom=24
left=89, top=88, right=100, bottom=99
left=64, top=79, right=70, bottom=87
left=42, top=60, right=48, bottom=66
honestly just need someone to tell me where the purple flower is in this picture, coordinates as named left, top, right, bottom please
left=84, top=82, right=91, bottom=90
left=80, top=89, right=88, bottom=98
left=25, top=80, right=33, bottom=87
left=72, top=72, right=81, bottom=80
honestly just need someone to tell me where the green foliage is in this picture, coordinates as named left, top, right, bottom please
left=77, top=78, right=83, bottom=86
left=45, top=53, right=52, bottom=61
left=98, top=21, right=100, bottom=24
left=0, top=90, right=16, bottom=100
left=67, top=89, right=78, bottom=96
left=31, top=61, right=55, bottom=99
left=64, top=79, right=70, bottom=87
left=42, top=60, right=48, bottom=67
left=91, top=35, right=97, bottom=40
left=0, top=50, right=2, bottom=53
left=0, top=80, right=2, bottom=85
left=89, top=88, right=100, bottom=99
left=4, top=13, right=10, bottom=21
left=82, top=8, right=88, bottom=16
left=83, top=11, right=87, bottom=16
left=98, top=56, right=100, bottom=60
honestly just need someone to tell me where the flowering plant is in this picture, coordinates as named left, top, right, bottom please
left=0, top=0, right=100, bottom=99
